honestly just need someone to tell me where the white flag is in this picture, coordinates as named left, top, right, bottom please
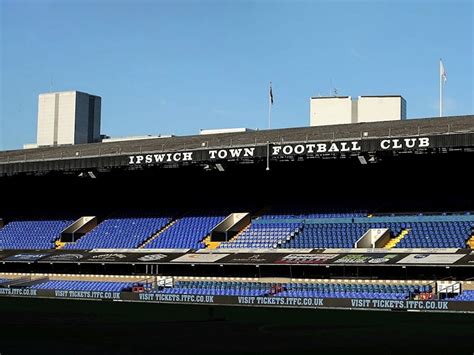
left=440, top=60, right=447, bottom=83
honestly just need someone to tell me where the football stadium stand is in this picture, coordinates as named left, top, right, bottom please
left=0, top=276, right=440, bottom=300
left=0, top=219, right=73, bottom=249
left=64, top=216, right=171, bottom=249
left=11, top=276, right=473, bottom=304
left=30, top=280, right=133, bottom=292
left=150, top=280, right=432, bottom=300
left=17, top=277, right=472, bottom=304
left=396, top=221, right=473, bottom=248
left=220, top=212, right=474, bottom=249
left=144, top=214, right=226, bottom=249
left=283, top=223, right=369, bottom=249
left=450, top=290, right=474, bottom=301
left=1, top=109, right=474, bottom=355
left=0, top=211, right=472, bottom=250
left=218, top=222, right=303, bottom=249
left=153, top=280, right=270, bottom=296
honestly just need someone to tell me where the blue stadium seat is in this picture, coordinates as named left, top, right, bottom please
left=145, top=214, right=226, bottom=249
left=65, top=216, right=170, bottom=249
left=0, top=219, right=73, bottom=249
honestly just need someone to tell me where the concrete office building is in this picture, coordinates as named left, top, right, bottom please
left=36, top=91, right=101, bottom=146
left=310, top=96, right=354, bottom=126
left=310, top=95, right=406, bottom=127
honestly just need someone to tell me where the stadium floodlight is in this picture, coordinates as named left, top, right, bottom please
left=87, top=171, right=97, bottom=179
left=215, top=163, right=225, bottom=172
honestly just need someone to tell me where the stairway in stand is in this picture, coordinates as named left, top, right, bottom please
left=139, top=219, right=178, bottom=248
left=467, top=233, right=474, bottom=249
left=384, top=229, right=410, bottom=249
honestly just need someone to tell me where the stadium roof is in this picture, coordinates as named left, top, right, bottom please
left=0, top=114, right=473, bottom=175
left=1, top=115, right=473, bottom=161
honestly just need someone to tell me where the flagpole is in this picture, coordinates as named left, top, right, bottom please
left=267, top=82, right=272, bottom=171
left=268, top=82, right=272, bottom=129
left=439, top=59, right=443, bottom=117
left=266, top=141, right=270, bottom=171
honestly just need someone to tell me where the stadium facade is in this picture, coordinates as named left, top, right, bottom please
left=0, top=114, right=473, bottom=317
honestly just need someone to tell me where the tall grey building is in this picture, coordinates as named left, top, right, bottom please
left=37, top=91, right=101, bottom=146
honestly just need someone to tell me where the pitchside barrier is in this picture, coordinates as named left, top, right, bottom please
left=0, top=287, right=472, bottom=313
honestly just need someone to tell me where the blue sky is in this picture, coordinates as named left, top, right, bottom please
left=1, top=0, right=473, bottom=150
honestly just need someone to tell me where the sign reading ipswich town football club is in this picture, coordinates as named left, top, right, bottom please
left=127, top=136, right=431, bottom=165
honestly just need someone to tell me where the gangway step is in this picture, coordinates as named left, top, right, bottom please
left=203, top=236, right=221, bottom=249
left=384, top=229, right=410, bottom=249
left=55, top=240, right=66, bottom=249
left=139, top=219, right=177, bottom=248
left=467, top=234, right=474, bottom=249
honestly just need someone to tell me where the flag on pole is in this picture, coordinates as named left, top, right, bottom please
left=440, top=60, right=447, bottom=83
left=269, top=82, right=274, bottom=105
